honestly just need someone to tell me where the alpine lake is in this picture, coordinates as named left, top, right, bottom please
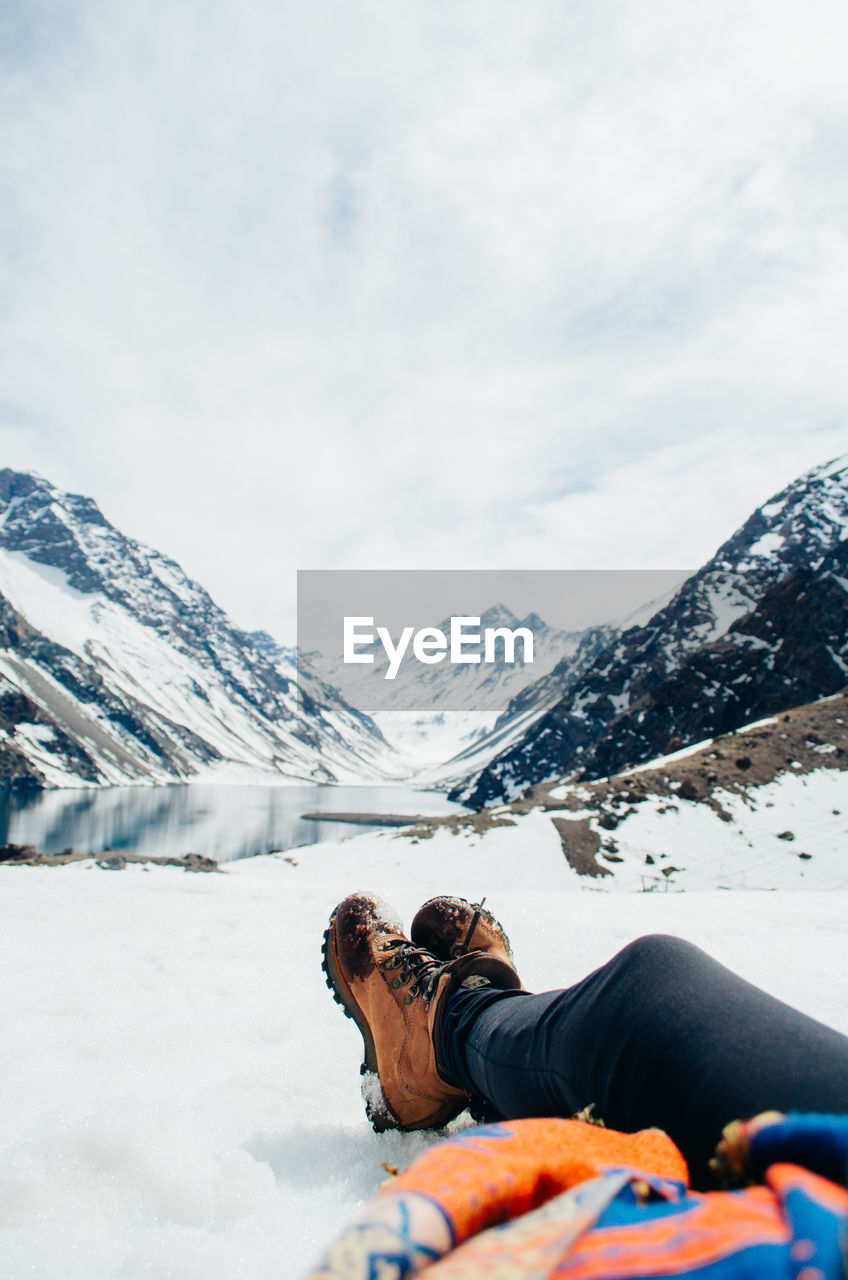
left=0, top=782, right=468, bottom=864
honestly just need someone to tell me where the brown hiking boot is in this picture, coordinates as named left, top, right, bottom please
left=322, top=892, right=472, bottom=1132
left=410, top=895, right=519, bottom=974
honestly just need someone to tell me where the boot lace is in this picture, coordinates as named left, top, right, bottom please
left=451, top=896, right=487, bottom=959
left=378, top=940, right=444, bottom=1006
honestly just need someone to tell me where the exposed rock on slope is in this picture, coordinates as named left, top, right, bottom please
left=567, top=536, right=848, bottom=782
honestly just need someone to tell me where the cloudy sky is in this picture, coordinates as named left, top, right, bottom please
left=2, top=0, right=847, bottom=640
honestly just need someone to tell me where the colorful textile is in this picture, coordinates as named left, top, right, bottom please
left=386, top=1118, right=688, bottom=1243
left=750, top=1112, right=848, bottom=1185
left=303, top=1114, right=848, bottom=1279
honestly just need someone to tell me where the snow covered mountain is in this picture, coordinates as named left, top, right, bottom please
left=419, top=617, right=617, bottom=787
left=313, top=604, right=585, bottom=714
left=310, top=602, right=603, bottom=776
left=451, top=454, right=848, bottom=805
left=0, top=470, right=397, bottom=789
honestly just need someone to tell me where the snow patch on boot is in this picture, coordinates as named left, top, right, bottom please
left=361, top=1069, right=394, bottom=1131
left=361, top=892, right=404, bottom=934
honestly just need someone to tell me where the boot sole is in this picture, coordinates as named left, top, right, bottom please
left=321, top=910, right=397, bottom=1131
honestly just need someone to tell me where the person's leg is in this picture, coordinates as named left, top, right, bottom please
left=438, top=934, right=848, bottom=1189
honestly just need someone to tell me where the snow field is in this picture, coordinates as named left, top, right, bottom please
left=597, top=769, right=848, bottom=891
left=1, top=811, right=847, bottom=1278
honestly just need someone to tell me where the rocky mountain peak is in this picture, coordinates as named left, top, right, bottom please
left=714, top=452, right=848, bottom=577
left=478, top=603, right=520, bottom=629
left=0, top=468, right=46, bottom=505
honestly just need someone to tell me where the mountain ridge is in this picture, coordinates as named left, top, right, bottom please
left=449, top=453, right=848, bottom=805
left=0, top=469, right=397, bottom=789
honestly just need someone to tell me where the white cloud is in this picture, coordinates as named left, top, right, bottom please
left=1, top=0, right=847, bottom=638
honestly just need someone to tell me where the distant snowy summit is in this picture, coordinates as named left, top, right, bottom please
left=312, top=601, right=591, bottom=714
left=450, top=453, right=848, bottom=805
left=0, top=469, right=397, bottom=790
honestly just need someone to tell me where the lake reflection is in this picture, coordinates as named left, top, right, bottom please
left=0, top=783, right=467, bottom=863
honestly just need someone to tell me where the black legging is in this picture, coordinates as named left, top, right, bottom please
left=438, top=934, right=848, bottom=1189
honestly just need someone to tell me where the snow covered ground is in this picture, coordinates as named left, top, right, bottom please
left=553, top=768, right=848, bottom=891
left=2, top=813, right=848, bottom=1279
left=606, top=769, right=848, bottom=890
